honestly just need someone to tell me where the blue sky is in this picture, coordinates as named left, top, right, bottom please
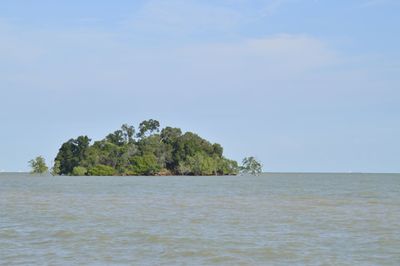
left=0, top=0, right=399, bottom=172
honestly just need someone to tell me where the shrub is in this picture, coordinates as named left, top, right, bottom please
left=130, top=154, right=160, bottom=175
left=72, top=166, right=87, bottom=176
left=88, top=165, right=116, bottom=176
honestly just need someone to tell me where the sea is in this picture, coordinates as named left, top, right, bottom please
left=0, top=173, right=399, bottom=265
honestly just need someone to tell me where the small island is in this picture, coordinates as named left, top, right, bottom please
left=52, top=119, right=242, bottom=176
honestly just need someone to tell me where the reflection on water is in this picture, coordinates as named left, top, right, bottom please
left=1, top=173, right=399, bottom=265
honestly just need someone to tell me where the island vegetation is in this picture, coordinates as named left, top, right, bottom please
left=28, top=120, right=263, bottom=176
left=50, top=119, right=243, bottom=176
left=28, top=156, right=48, bottom=174
left=240, top=157, right=263, bottom=175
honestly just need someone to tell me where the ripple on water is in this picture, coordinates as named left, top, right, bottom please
left=1, top=173, right=400, bottom=265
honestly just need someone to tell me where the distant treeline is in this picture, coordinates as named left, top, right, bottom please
left=52, top=119, right=239, bottom=176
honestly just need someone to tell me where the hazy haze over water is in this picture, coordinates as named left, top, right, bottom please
left=1, top=173, right=399, bottom=265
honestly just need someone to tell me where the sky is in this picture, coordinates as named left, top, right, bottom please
left=0, top=0, right=399, bottom=172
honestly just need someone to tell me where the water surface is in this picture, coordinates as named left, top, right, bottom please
left=1, top=173, right=399, bottom=265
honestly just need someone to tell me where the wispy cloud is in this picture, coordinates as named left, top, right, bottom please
left=0, top=18, right=340, bottom=96
left=1, top=1, right=399, bottom=172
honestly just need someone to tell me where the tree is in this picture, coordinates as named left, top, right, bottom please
left=160, top=127, right=182, bottom=168
left=72, top=166, right=87, bottom=176
left=51, top=160, right=61, bottom=176
left=216, top=158, right=239, bottom=175
left=29, top=156, right=48, bottom=174
left=117, top=143, right=139, bottom=174
left=121, top=124, right=135, bottom=143
left=160, top=127, right=182, bottom=144
left=212, top=143, right=223, bottom=157
left=53, top=119, right=239, bottom=176
left=54, top=136, right=91, bottom=175
left=88, top=164, right=116, bottom=176
left=172, top=132, right=214, bottom=170
left=82, top=140, right=122, bottom=169
left=105, top=130, right=124, bottom=146
left=129, top=154, right=160, bottom=175
left=187, top=152, right=217, bottom=175
left=240, top=157, right=262, bottom=175
left=137, top=119, right=160, bottom=138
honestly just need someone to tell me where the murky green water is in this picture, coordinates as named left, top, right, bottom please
left=1, top=173, right=399, bottom=265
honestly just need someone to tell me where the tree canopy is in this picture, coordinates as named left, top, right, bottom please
left=53, top=119, right=239, bottom=176
left=29, top=156, right=48, bottom=174
left=240, top=157, right=263, bottom=175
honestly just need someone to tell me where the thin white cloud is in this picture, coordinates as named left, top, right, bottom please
left=1, top=5, right=398, bottom=172
left=0, top=19, right=340, bottom=96
left=0, top=15, right=391, bottom=109
left=175, top=34, right=339, bottom=82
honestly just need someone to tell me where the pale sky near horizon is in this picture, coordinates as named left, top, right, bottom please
left=0, top=0, right=399, bottom=172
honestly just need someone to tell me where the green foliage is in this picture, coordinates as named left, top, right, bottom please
left=51, top=160, right=61, bottom=176
left=160, top=127, right=182, bottom=144
left=54, top=136, right=91, bottom=175
left=216, top=158, right=239, bottom=175
left=160, top=127, right=182, bottom=168
left=172, top=132, right=214, bottom=169
left=212, top=143, right=223, bottom=157
left=105, top=124, right=136, bottom=146
left=137, top=119, right=160, bottom=138
left=87, top=165, right=116, bottom=176
left=72, top=166, right=87, bottom=176
left=83, top=141, right=122, bottom=169
left=29, top=156, right=48, bottom=174
left=106, top=130, right=125, bottom=146
left=176, top=152, right=238, bottom=176
left=53, top=119, right=239, bottom=176
left=129, top=154, right=160, bottom=175
left=121, top=124, right=135, bottom=143
left=240, top=157, right=262, bottom=175
left=183, top=152, right=217, bottom=175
